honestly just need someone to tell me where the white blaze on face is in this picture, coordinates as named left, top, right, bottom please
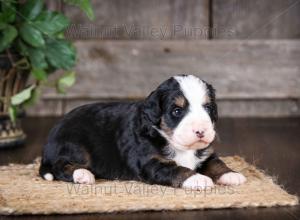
left=172, top=75, right=215, bottom=150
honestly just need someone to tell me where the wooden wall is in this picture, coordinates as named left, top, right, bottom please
left=29, top=0, right=300, bottom=117
left=212, top=0, right=300, bottom=39
left=65, top=0, right=209, bottom=40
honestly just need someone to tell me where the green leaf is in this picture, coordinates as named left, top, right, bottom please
left=0, top=25, right=17, bottom=53
left=17, top=41, right=45, bottom=70
left=19, top=0, right=44, bottom=20
left=31, top=68, right=47, bottom=81
left=0, top=22, right=6, bottom=30
left=23, top=87, right=40, bottom=107
left=55, top=32, right=65, bottom=39
left=20, top=23, right=45, bottom=47
left=34, top=12, right=70, bottom=35
left=11, top=85, right=35, bottom=106
left=34, top=10, right=52, bottom=21
left=17, top=40, right=29, bottom=56
left=45, top=39, right=76, bottom=70
left=64, top=0, right=95, bottom=20
left=8, top=105, right=17, bottom=124
left=28, top=47, right=48, bottom=69
left=0, top=1, right=16, bottom=23
left=57, top=71, right=76, bottom=94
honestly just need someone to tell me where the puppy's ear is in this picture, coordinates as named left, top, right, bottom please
left=141, top=90, right=162, bottom=136
left=205, top=82, right=218, bottom=123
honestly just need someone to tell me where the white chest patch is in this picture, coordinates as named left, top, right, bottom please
left=164, top=146, right=213, bottom=170
left=173, top=150, right=200, bottom=170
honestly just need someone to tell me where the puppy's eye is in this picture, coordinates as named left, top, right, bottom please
left=172, top=107, right=183, bottom=117
left=203, top=103, right=211, bottom=112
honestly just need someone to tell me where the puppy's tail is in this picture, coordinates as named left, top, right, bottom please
left=39, top=161, right=54, bottom=181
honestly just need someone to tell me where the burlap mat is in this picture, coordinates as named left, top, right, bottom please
left=0, top=156, right=298, bottom=215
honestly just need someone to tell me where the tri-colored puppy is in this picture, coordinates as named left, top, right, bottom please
left=40, top=74, right=246, bottom=190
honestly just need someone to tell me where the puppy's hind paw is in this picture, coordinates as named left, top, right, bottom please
left=73, top=168, right=95, bottom=184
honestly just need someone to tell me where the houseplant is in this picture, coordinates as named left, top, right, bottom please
left=0, top=0, right=94, bottom=147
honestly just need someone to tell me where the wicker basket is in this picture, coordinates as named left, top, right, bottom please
left=0, top=53, right=29, bottom=148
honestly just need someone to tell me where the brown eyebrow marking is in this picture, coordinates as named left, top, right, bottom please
left=204, top=90, right=212, bottom=104
left=174, top=96, right=186, bottom=108
left=204, top=95, right=210, bottom=104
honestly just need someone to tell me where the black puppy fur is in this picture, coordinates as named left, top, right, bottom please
left=40, top=75, right=232, bottom=187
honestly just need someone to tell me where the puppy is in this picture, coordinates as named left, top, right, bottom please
left=40, top=74, right=246, bottom=190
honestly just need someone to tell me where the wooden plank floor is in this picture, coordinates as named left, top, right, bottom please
left=0, top=117, right=299, bottom=219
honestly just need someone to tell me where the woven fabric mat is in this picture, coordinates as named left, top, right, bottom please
left=0, top=156, right=298, bottom=215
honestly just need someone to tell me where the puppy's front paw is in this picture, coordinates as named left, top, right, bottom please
left=182, top=174, right=214, bottom=190
left=73, top=168, right=95, bottom=184
left=217, top=172, right=246, bottom=186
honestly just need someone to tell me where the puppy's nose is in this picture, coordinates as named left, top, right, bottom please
left=195, top=130, right=205, bottom=139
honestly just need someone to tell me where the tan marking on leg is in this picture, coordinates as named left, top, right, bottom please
left=151, top=155, right=175, bottom=165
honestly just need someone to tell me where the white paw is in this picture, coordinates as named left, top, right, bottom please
left=182, top=174, right=214, bottom=190
left=217, top=172, right=246, bottom=186
left=43, top=173, right=54, bottom=181
left=73, top=168, right=95, bottom=184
